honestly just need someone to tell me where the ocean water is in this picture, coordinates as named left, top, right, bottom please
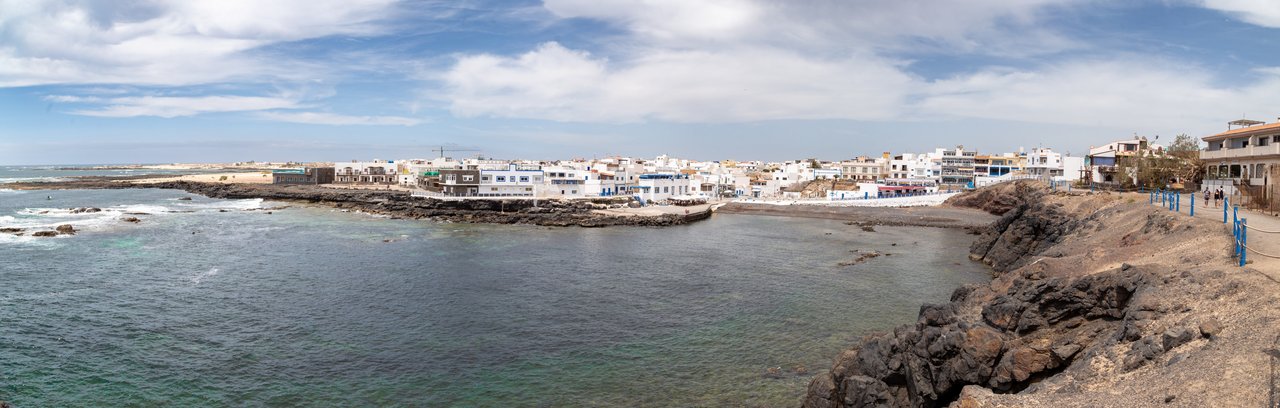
left=0, top=165, right=223, bottom=184
left=0, top=189, right=991, bottom=407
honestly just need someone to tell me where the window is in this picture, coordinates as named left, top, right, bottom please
left=482, top=176, right=491, bottom=182
left=1260, top=138, right=1270, bottom=147
left=1273, top=135, right=1280, bottom=143
left=463, top=175, right=474, bottom=182
left=496, top=176, right=506, bottom=182
left=520, top=176, right=530, bottom=182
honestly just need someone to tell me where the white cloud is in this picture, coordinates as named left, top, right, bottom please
left=543, top=0, right=1088, bottom=54
left=257, top=111, right=423, bottom=126
left=918, top=60, right=1280, bottom=135
left=439, top=0, right=1102, bottom=124
left=443, top=42, right=915, bottom=122
left=68, top=95, right=302, bottom=118
left=0, top=0, right=397, bottom=87
left=1200, top=0, right=1280, bottom=27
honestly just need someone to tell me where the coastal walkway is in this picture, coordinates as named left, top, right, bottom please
left=1147, top=191, right=1280, bottom=278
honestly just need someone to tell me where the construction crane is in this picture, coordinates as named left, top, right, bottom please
left=432, top=145, right=479, bottom=159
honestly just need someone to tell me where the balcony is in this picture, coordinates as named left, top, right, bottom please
left=1200, top=144, right=1280, bottom=161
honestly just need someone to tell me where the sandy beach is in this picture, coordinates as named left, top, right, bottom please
left=131, top=172, right=274, bottom=184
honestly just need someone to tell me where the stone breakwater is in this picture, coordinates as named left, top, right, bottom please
left=803, top=180, right=1272, bottom=407
left=140, top=181, right=711, bottom=227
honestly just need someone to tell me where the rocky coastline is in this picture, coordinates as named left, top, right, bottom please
left=803, top=180, right=1274, bottom=407
left=5, top=179, right=712, bottom=228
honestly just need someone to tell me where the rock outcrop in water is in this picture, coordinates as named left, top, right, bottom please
left=805, top=181, right=1265, bottom=407
left=138, top=181, right=711, bottom=227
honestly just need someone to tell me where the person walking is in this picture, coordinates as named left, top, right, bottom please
left=1203, top=188, right=1210, bottom=207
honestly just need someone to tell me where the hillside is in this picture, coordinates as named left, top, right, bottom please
left=803, top=180, right=1279, bottom=407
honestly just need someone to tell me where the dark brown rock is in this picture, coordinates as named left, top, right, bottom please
left=55, top=224, right=75, bottom=235
left=121, top=217, right=141, bottom=223
left=1161, top=327, right=1196, bottom=351
left=32, top=230, right=58, bottom=237
left=841, top=375, right=894, bottom=407
left=1124, top=336, right=1164, bottom=371
left=1198, top=318, right=1223, bottom=339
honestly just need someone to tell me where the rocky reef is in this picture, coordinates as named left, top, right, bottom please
left=804, top=181, right=1260, bottom=407
left=140, top=181, right=711, bottom=227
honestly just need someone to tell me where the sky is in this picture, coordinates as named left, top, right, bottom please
left=2, top=0, right=1280, bottom=165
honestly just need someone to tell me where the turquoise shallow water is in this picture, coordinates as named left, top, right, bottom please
left=0, top=165, right=226, bottom=184
left=0, top=189, right=990, bottom=407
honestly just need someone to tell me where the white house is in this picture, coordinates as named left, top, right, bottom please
left=478, top=163, right=544, bottom=196
left=334, top=160, right=397, bottom=184
left=632, top=173, right=692, bottom=203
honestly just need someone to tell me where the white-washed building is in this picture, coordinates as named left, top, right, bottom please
left=632, top=173, right=692, bottom=203
left=334, top=159, right=397, bottom=184
left=478, top=163, right=544, bottom=197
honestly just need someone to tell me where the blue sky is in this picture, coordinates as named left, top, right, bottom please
left=2, top=0, right=1280, bottom=165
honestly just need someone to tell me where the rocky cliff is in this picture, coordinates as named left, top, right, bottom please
left=804, top=183, right=1273, bottom=407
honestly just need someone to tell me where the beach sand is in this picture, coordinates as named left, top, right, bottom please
left=132, top=172, right=273, bottom=184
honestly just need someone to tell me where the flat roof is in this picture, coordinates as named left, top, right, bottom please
left=1229, top=119, right=1265, bottom=127
left=1205, top=121, right=1280, bottom=141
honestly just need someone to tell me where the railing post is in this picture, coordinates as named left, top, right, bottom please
left=1233, top=219, right=1238, bottom=256
left=1149, top=190, right=1153, bottom=204
left=1176, top=193, right=1180, bottom=213
left=1190, top=192, right=1195, bottom=216
left=1241, top=218, right=1248, bottom=266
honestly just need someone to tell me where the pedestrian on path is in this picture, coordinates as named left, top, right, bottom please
left=1204, top=188, right=1210, bottom=207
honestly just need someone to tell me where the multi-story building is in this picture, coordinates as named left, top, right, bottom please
left=478, top=163, right=543, bottom=197
left=888, top=153, right=936, bottom=180
left=438, top=168, right=481, bottom=196
left=631, top=173, right=692, bottom=202
left=840, top=155, right=887, bottom=181
left=939, top=146, right=976, bottom=188
left=1085, top=137, right=1161, bottom=184
left=977, top=153, right=1021, bottom=177
left=1201, top=118, right=1280, bottom=186
left=1024, top=147, right=1083, bottom=181
left=334, top=160, right=396, bottom=184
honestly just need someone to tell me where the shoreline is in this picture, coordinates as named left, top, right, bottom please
left=717, top=202, right=998, bottom=229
